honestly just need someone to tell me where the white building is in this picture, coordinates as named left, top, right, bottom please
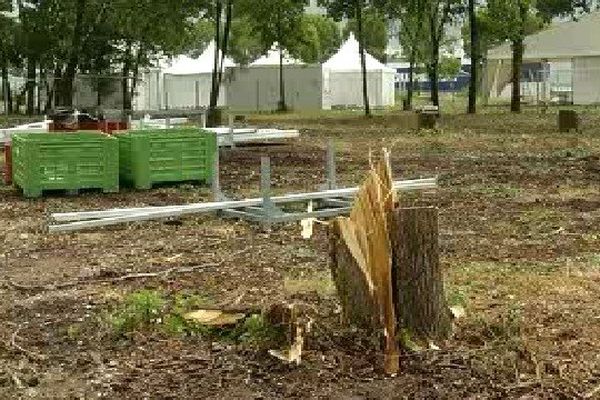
left=485, top=12, right=600, bottom=105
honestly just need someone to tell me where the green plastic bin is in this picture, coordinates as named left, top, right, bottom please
left=117, top=129, right=217, bottom=190
left=12, top=132, right=119, bottom=198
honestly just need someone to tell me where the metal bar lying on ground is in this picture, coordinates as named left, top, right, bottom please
left=48, top=178, right=437, bottom=232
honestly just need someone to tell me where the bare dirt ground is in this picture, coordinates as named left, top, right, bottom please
left=1, top=111, right=599, bottom=399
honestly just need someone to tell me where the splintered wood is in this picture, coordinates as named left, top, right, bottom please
left=330, top=150, right=400, bottom=375
left=329, top=151, right=450, bottom=375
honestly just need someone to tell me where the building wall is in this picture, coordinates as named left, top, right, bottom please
left=226, top=65, right=323, bottom=111
left=573, top=56, right=600, bottom=104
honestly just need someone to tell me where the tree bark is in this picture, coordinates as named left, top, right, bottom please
left=208, top=0, right=223, bottom=127
left=356, top=0, right=370, bottom=116
left=122, top=41, right=133, bottom=113
left=218, top=0, right=233, bottom=94
left=26, top=57, right=36, bottom=115
left=277, top=7, right=286, bottom=112
left=391, top=207, right=452, bottom=342
left=406, top=50, right=416, bottom=110
left=278, top=45, right=286, bottom=112
left=511, top=38, right=523, bottom=113
left=428, top=15, right=440, bottom=107
left=468, top=0, right=478, bottom=114
left=1, top=60, right=10, bottom=114
left=329, top=222, right=380, bottom=331
left=60, top=0, right=86, bottom=108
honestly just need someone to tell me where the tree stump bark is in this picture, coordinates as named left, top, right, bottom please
left=329, top=221, right=379, bottom=331
left=558, top=110, right=578, bottom=133
left=391, top=207, right=452, bottom=342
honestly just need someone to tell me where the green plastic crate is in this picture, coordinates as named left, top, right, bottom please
left=12, top=132, right=119, bottom=198
left=117, top=129, right=217, bottom=190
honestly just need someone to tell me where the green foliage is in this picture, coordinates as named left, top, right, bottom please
left=479, top=0, right=545, bottom=45
left=109, top=290, right=166, bottom=336
left=292, top=14, right=342, bottom=63
left=229, top=17, right=265, bottom=65
left=104, top=289, right=281, bottom=347
left=343, top=8, right=388, bottom=61
left=237, top=314, right=286, bottom=346
left=236, top=0, right=308, bottom=52
left=439, top=56, right=461, bottom=80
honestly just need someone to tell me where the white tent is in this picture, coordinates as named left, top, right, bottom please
left=250, top=43, right=304, bottom=66
left=161, top=41, right=236, bottom=109
left=323, top=33, right=396, bottom=109
left=485, top=12, right=600, bottom=104
left=226, top=43, right=322, bottom=111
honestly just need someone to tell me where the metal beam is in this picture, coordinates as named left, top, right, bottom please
left=50, top=178, right=437, bottom=223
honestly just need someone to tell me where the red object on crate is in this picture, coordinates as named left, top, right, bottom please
left=100, top=121, right=129, bottom=134
left=3, top=142, right=12, bottom=185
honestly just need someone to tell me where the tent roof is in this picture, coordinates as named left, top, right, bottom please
left=323, top=33, right=394, bottom=72
left=488, top=12, right=600, bottom=61
left=250, top=43, right=304, bottom=66
left=164, top=41, right=236, bottom=75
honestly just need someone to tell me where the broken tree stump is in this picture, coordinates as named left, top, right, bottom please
left=558, top=110, right=579, bottom=132
left=329, top=221, right=380, bottom=330
left=391, top=207, right=452, bottom=343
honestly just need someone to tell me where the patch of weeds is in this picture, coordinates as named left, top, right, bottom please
left=162, top=292, right=214, bottom=337
left=554, top=147, right=592, bottom=159
left=446, top=286, right=468, bottom=308
left=236, top=314, right=286, bottom=347
left=104, top=289, right=285, bottom=348
left=108, top=290, right=166, bottom=337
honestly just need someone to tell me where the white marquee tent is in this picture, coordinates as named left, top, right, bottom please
left=485, top=12, right=600, bottom=104
left=227, top=43, right=323, bottom=111
left=323, top=33, right=396, bottom=109
left=250, top=42, right=305, bottom=66
left=161, top=41, right=236, bottom=109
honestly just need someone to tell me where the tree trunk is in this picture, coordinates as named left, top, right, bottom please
left=26, top=57, right=36, bottom=115
left=122, top=41, right=133, bottom=113
left=407, top=51, right=416, bottom=110
left=329, top=206, right=452, bottom=361
left=391, top=207, right=452, bottom=342
left=278, top=44, right=286, bottom=112
left=60, top=0, right=86, bottom=108
left=468, top=0, right=478, bottom=114
left=217, top=0, right=233, bottom=92
left=1, top=61, right=9, bottom=114
left=429, top=49, right=440, bottom=106
left=127, top=45, right=144, bottom=111
left=208, top=0, right=223, bottom=127
left=428, top=11, right=441, bottom=107
left=356, top=1, right=370, bottom=116
left=511, top=38, right=523, bottom=113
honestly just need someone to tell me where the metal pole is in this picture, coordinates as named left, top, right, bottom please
left=200, top=111, right=207, bottom=129
left=212, top=147, right=221, bottom=201
left=228, top=113, right=235, bottom=148
left=165, top=117, right=171, bottom=129
left=260, top=156, right=275, bottom=226
left=326, top=138, right=337, bottom=190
